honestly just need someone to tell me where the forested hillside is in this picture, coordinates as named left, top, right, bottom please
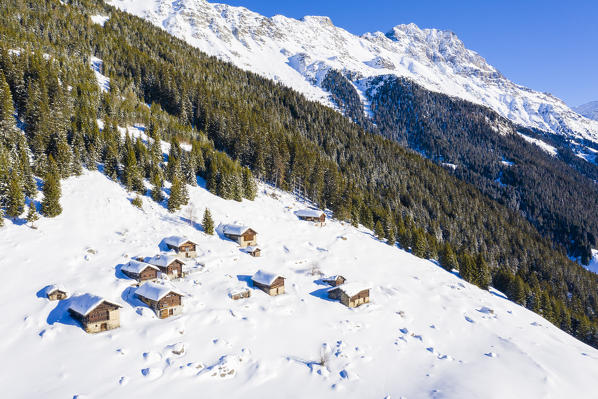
left=1, top=0, right=597, bottom=347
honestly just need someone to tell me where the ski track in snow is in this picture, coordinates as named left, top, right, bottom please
left=1, top=170, right=598, bottom=398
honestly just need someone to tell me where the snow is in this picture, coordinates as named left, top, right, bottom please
left=331, top=282, right=370, bottom=298
left=163, top=236, right=194, bottom=247
left=107, top=0, right=598, bottom=149
left=295, top=209, right=325, bottom=218
left=517, top=132, right=558, bottom=156
left=146, top=253, right=185, bottom=268
left=90, top=56, right=110, bottom=93
left=251, top=270, right=282, bottom=286
left=2, top=170, right=598, bottom=397
left=42, top=284, right=68, bottom=296
left=220, top=224, right=252, bottom=236
left=90, top=15, right=110, bottom=26
left=122, top=259, right=159, bottom=274
left=135, top=282, right=183, bottom=302
left=68, top=293, right=121, bottom=316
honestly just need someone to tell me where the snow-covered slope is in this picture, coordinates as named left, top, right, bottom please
left=574, top=101, right=598, bottom=122
left=2, top=169, right=598, bottom=398
left=106, top=0, right=598, bottom=145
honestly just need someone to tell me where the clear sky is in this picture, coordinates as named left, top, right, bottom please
left=225, top=0, right=598, bottom=107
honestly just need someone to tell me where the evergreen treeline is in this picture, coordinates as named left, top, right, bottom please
left=1, top=0, right=597, bottom=347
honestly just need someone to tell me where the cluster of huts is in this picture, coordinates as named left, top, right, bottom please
left=43, top=208, right=370, bottom=334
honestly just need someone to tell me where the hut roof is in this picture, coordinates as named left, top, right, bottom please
left=163, top=236, right=195, bottom=247
left=122, top=259, right=159, bottom=274
left=244, top=246, right=260, bottom=253
left=221, top=224, right=254, bottom=236
left=135, top=282, right=184, bottom=302
left=147, top=253, right=185, bottom=267
left=69, top=294, right=121, bottom=316
left=295, top=209, right=325, bottom=218
left=251, top=270, right=283, bottom=286
left=330, top=283, right=370, bottom=298
left=43, top=284, right=68, bottom=296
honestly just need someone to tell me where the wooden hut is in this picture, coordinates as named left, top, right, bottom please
left=147, top=254, right=185, bottom=279
left=328, top=283, right=370, bottom=308
left=322, top=275, right=346, bottom=287
left=295, top=209, right=326, bottom=224
left=251, top=270, right=285, bottom=296
left=245, top=246, right=261, bottom=257
left=135, top=282, right=184, bottom=319
left=222, top=224, right=258, bottom=248
left=229, top=288, right=251, bottom=300
left=121, top=259, right=159, bottom=282
left=163, top=236, right=198, bottom=258
left=68, top=294, right=122, bottom=333
left=44, top=285, right=68, bottom=301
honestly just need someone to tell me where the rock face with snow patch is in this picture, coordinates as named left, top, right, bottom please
left=108, top=0, right=598, bottom=144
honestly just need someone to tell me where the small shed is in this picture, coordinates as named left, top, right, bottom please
left=44, top=285, right=68, bottom=301
left=68, top=294, right=122, bottom=333
left=222, top=224, right=258, bottom=248
left=328, top=283, right=370, bottom=308
left=251, top=270, right=285, bottom=296
left=295, top=209, right=326, bottom=223
left=121, top=259, right=160, bottom=282
left=244, top=246, right=261, bottom=257
left=229, top=288, right=251, bottom=300
left=135, top=282, right=184, bottom=319
left=322, top=275, right=346, bottom=287
left=163, top=236, right=198, bottom=258
left=147, top=254, right=185, bottom=279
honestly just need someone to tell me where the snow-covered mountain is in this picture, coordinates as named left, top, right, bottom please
left=4, top=165, right=598, bottom=398
left=107, top=0, right=598, bottom=145
left=574, top=101, right=598, bottom=122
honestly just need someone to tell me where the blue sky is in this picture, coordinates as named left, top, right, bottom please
left=225, top=0, right=598, bottom=107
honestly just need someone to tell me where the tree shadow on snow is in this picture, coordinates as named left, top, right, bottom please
left=179, top=216, right=203, bottom=232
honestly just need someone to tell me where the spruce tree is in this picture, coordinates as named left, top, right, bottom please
left=26, top=204, right=39, bottom=228
left=167, top=175, right=187, bottom=212
left=439, top=243, right=459, bottom=271
left=41, top=156, right=62, bottom=217
left=150, top=169, right=164, bottom=202
left=0, top=208, right=4, bottom=227
left=5, top=173, right=25, bottom=219
left=412, top=229, right=428, bottom=258
left=202, top=208, right=214, bottom=235
left=386, top=227, right=396, bottom=246
left=374, top=220, right=385, bottom=240
left=242, top=167, right=257, bottom=200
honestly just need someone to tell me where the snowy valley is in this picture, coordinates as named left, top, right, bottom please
left=1, top=169, right=598, bottom=398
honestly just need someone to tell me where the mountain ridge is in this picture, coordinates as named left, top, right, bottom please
left=108, top=0, right=598, bottom=145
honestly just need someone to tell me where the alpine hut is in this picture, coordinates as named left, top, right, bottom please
left=251, top=270, right=285, bottom=296
left=134, top=282, right=184, bottom=319
left=163, top=236, right=197, bottom=258
left=68, top=294, right=122, bottom=333
left=244, top=246, right=261, bottom=257
left=147, top=254, right=185, bottom=279
left=222, top=224, right=258, bottom=248
left=328, top=283, right=370, bottom=308
left=322, top=275, right=346, bottom=287
left=121, top=259, right=160, bottom=282
left=295, top=209, right=326, bottom=224
left=44, top=285, right=68, bottom=301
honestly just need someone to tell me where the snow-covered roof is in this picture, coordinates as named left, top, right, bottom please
left=163, top=236, right=195, bottom=247
left=43, top=284, right=68, bottom=296
left=244, top=246, right=260, bottom=252
left=251, top=270, right=283, bottom=286
left=295, top=209, right=325, bottom=218
left=147, top=253, right=185, bottom=267
left=323, top=275, right=344, bottom=282
left=69, top=294, right=121, bottom=316
left=331, top=283, right=370, bottom=298
left=222, top=224, right=254, bottom=236
left=122, top=259, right=159, bottom=274
left=135, top=282, right=184, bottom=302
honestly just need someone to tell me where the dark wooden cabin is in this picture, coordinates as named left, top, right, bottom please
left=68, top=294, right=122, bottom=333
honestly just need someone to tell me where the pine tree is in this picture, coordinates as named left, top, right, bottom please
left=474, top=253, right=491, bottom=290
left=458, top=252, right=476, bottom=283
left=41, top=156, right=62, bottom=217
left=242, top=167, right=257, bottom=200
left=150, top=169, right=164, bottom=202
left=386, top=226, right=396, bottom=246
left=439, top=243, right=459, bottom=271
left=5, top=173, right=25, bottom=219
left=374, top=220, right=385, bottom=240
left=202, top=208, right=214, bottom=235
left=0, top=208, right=4, bottom=227
left=26, top=203, right=39, bottom=228
left=412, top=229, right=428, bottom=258
left=131, top=195, right=143, bottom=209
left=167, top=175, right=186, bottom=212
